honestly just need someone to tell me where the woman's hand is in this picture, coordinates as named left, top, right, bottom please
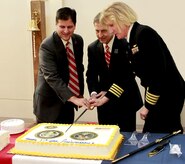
left=89, top=95, right=109, bottom=107
left=140, top=106, right=149, bottom=120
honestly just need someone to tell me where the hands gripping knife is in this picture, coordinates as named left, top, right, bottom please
left=148, top=140, right=170, bottom=157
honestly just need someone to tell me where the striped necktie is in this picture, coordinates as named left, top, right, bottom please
left=66, top=41, right=80, bottom=96
left=105, top=44, right=111, bottom=66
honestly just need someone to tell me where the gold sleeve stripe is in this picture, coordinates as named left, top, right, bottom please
left=146, top=93, right=159, bottom=101
left=108, top=83, right=124, bottom=98
left=109, top=89, right=120, bottom=98
left=146, top=96, right=157, bottom=105
left=146, top=91, right=160, bottom=105
left=146, top=91, right=160, bottom=98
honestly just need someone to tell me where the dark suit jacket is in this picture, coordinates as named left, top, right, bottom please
left=33, top=32, right=84, bottom=122
left=86, top=37, right=143, bottom=131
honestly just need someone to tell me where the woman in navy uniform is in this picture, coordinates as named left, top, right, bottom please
left=93, top=2, right=185, bottom=133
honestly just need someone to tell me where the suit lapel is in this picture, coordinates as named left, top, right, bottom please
left=53, top=32, right=67, bottom=60
left=129, top=22, right=143, bottom=55
left=97, top=41, right=104, bottom=55
left=112, top=37, right=121, bottom=56
left=71, top=35, right=79, bottom=59
left=129, top=22, right=139, bottom=46
left=97, top=41, right=108, bottom=68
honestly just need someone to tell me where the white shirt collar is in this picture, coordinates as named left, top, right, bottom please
left=103, top=35, right=115, bottom=52
left=62, top=38, right=73, bottom=46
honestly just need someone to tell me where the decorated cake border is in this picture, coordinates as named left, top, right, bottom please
left=10, top=123, right=124, bottom=160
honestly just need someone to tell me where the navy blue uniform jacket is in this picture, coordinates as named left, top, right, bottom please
left=86, top=37, right=143, bottom=131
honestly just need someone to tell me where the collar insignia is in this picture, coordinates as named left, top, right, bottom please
left=114, top=49, right=118, bottom=54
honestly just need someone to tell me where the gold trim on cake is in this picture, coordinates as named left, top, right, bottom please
left=10, top=123, right=124, bottom=160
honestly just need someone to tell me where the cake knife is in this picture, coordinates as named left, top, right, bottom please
left=65, top=106, right=94, bottom=133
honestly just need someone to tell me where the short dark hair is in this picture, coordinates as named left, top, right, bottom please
left=56, top=7, right=77, bottom=25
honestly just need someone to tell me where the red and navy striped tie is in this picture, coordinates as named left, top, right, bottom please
left=66, top=42, right=80, bottom=96
left=105, top=44, right=111, bottom=66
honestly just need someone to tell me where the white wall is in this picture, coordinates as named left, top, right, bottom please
left=0, top=0, right=62, bottom=121
left=0, top=0, right=34, bottom=119
left=0, top=0, right=184, bottom=128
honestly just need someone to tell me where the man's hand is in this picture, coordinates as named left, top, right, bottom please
left=68, top=96, right=91, bottom=109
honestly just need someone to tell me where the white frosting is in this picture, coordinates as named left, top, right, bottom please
left=22, top=125, right=114, bottom=144
left=11, top=123, right=123, bottom=160
left=0, top=119, right=25, bottom=134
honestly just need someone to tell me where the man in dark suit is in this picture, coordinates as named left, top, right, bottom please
left=33, top=7, right=90, bottom=123
left=86, top=13, right=143, bottom=132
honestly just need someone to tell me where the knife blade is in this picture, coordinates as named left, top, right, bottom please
left=65, top=106, right=94, bottom=133
left=148, top=139, right=170, bottom=157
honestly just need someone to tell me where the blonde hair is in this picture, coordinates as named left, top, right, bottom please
left=100, top=2, right=137, bottom=27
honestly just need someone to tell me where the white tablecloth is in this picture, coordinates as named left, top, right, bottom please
left=12, top=155, right=102, bottom=164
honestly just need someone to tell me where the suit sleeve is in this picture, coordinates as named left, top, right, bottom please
left=136, top=28, right=166, bottom=110
left=105, top=39, right=137, bottom=100
left=106, top=83, right=124, bottom=99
